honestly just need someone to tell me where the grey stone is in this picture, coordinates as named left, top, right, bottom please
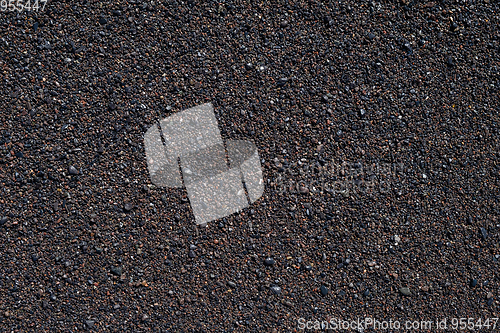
left=399, top=287, right=411, bottom=296
left=69, top=166, right=79, bottom=175
left=270, top=286, right=281, bottom=295
left=110, top=266, right=122, bottom=276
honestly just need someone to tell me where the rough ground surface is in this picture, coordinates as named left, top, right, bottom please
left=0, top=0, right=499, bottom=331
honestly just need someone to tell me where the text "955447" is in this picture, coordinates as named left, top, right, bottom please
left=1, top=0, right=48, bottom=12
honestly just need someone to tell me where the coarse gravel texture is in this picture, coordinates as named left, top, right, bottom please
left=0, top=0, right=499, bottom=332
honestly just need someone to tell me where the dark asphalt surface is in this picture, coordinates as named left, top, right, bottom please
left=0, top=0, right=499, bottom=331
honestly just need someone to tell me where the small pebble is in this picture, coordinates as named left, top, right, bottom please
left=110, top=266, right=123, bottom=276
left=264, top=258, right=275, bottom=266
left=68, top=166, right=79, bottom=175
left=270, top=286, right=281, bottom=295
left=277, top=78, right=288, bottom=86
left=480, top=227, right=488, bottom=240
left=446, top=56, right=454, bottom=67
left=124, top=203, right=134, bottom=211
left=399, top=287, right=411, bottom=296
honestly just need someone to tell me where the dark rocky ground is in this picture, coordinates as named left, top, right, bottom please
left=0, top=0, right=499, bottom=331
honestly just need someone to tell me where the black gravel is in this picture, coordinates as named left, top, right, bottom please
left=1, top=0, right=500, bottom=331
